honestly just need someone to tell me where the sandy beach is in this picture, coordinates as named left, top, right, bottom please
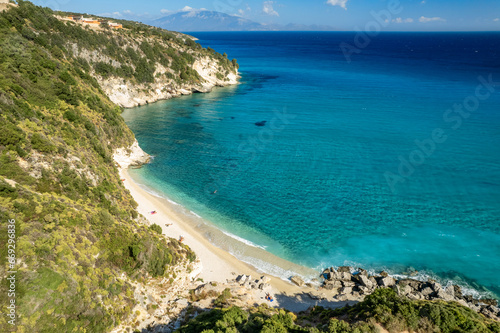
left=107, top=139, right=366, bottom=328
left=119, top=168, right=311, bottom=293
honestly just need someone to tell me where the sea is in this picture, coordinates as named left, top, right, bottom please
left=121, top=32, right=500, bottom=299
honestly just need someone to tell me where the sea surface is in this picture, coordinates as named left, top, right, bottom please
left=122, top=32, right=500, bottom=298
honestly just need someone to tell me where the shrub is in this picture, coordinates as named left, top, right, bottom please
left=94, top=61, right=115, bottom=78
left=31, top=133, right=56, bottom=153
left=149, top=223, right=162, bottom=235
left=0, top=180, right=17, bottom=198
left=63, top=109, right=79, bottom=122
left=213, top=288, right=232, bottom=307
left=0, top=122, right=25, bottom=146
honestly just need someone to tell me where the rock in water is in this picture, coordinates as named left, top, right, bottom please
left=255, top=121, right=267, bottom=126
left=453, top=285, right=463, bottom=298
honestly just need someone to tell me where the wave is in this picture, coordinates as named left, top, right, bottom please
left=189, top=210, right=202, bottom=218
left=136, top=183, right=182, bottom=206
left=221, top=230, right=267, bottom=250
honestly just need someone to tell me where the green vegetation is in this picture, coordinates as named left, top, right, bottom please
left=149, top=223, right=163, bottom=235
left=19, top=2, right=238, bottom=87
left=0, top=1, right=196, bottom=332
left=177, top=289, right=500, bottom=333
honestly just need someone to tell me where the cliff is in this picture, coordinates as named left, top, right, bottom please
left=57, top=17, right=239, bottom=108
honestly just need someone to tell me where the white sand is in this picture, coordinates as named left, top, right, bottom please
left=118, top=167, right=356, bottom=312
left=119, top=168, right=300, bottom=288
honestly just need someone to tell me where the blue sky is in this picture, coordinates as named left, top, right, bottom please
left=32, top=0, right=500, bottom=31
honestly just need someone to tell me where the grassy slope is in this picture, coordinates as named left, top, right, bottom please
left=0, top=1, right=202, bottom=332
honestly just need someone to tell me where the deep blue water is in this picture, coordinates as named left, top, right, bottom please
left=122, top=32, right=500, bottom=298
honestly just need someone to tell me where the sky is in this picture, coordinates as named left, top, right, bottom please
left=31, top=0, right=500, bottom=31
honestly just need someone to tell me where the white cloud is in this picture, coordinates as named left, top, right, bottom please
left=100, top=10, right=135, bottom=18
left=263, top=1, right=279, bottom=16
left=236, top=5, right=251, bottom=17
left=160, top=9, right=172, bottom=14
left=177, top=6, right=208, bottom=16
left=392, top=17, right=414, bottom=23
left=420, top=0, right=426, bottom=4
left=494, top=18, right=500, bottom=22
left=326, top=0, right=349, bottom=10
left=419, top=16, right=446, bottom=23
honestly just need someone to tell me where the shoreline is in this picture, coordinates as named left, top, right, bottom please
left=119, top=166, right=320, bottom=301
left=115, top=162, right=499, bottom=321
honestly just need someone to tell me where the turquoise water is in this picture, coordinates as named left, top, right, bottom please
left=122, top=32, right=500, bottom=298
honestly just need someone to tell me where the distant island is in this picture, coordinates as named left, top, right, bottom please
left=153, top=8, right=339, bottom=32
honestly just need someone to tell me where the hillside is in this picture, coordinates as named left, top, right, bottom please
left=0, top=1, right=235, bottom=331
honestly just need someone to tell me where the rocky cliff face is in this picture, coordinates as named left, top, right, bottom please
left=65, top=25, right=239, bottom=108
left=113, top=140, right=150, bottom=169
left=99, top=63, right=238, bottom=108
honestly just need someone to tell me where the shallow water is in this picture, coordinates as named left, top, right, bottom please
left=122, top=32, right=500, bottom=298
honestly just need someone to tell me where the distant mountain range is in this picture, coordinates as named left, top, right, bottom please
left=152, top=10, right=338, bottom=32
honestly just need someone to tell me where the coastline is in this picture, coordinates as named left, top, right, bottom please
left=119, top=166, right=321, bottom=302
left=112, top=147, right=499, bottom=326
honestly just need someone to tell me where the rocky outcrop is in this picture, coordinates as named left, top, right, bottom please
left=234, top=275, right=271, bottom=291
left=99, top=63, right=238, bottom=108
left=318, top=266, right=500, bottom=320
left=70, top=43, right=239, bottom=108
left=113, top=139, right=150, bottom=169
left=17, top=151, right=100, bottom=185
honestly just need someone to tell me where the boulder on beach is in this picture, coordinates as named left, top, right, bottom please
left=378, top=276, right=396, bottom=287
left=291, top=276, right=305, bottom=287
left=353, top=274, right=373, bottom=288
left=324, top=280, right=342, bottom=290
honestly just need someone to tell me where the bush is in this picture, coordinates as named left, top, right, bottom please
left=134, top=58, right=155, bottom=83
left=0, top=122, right=25, bottom=146
left=31, top=133, right=56, bottom=153
left=63, top=109, right=79, bottom=122
left=149, top=223, right=162, bottom=234
left=213, top=288, right=232, bottom=307
left=94, top=61, right=115, bottom=78
left=0, top=180, right=17, bottom=198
